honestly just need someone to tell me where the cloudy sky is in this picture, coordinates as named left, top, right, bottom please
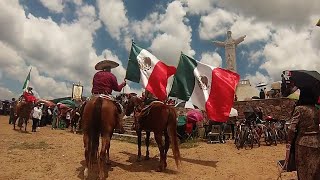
left=0, top=0, right=319, bottom=100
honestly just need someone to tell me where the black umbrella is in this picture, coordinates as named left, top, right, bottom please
left=282, top=70, right=320, bottom=97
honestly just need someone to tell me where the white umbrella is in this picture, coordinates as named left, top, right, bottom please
left=229, top=108, right=238, bottom=117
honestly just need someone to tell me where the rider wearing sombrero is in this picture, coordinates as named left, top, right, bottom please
left=21, top=87, right=37, bottom=104
left=91, top=59, right=126, bottom=132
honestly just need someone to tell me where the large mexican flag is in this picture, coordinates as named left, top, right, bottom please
left=169, top=53, right=240, bottom=122
left=22, top=68, right=32, bottom=92
left=125, top=42, right=176, bottom=100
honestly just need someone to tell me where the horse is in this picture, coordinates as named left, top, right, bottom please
left=82, top=95, right=124, bottom=179
left=13, top=100, right=34, bottom=132
left=125, top=96, right=181, bottom=172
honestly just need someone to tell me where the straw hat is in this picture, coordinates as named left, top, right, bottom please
left=95, top=60, right=119, bottom=70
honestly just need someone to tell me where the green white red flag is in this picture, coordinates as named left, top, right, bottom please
left=169, top=53, right=240, bottom=122
left=125, top=42, right=176, bottom=100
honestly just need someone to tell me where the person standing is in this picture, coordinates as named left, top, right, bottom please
left=259, top=89, right=265, bottom=99
left=9, top=98, right=16, bottom=124
left=31, top=104, right=42, bottom=132
left=284, top=88, right=320, bottom=179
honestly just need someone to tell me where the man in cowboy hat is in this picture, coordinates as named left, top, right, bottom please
left=21, top=86, right=36, bottom=103
left=91, top=59, right=127, bottom=133
left=92, top=60, right=126, bottom=95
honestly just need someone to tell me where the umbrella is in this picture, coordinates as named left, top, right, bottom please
left=256, top=82, right=267, bottom=88
left=175, top=101, right=196, bottom=109
left=229, top=108, right=238, bottom=117
left=37, top=99, right=55, bottom=107
left=58, top=99, right=75, bottom=108
left=284, top=70, right=320, bottom=97
left=186, top=109, right=204, bottom=123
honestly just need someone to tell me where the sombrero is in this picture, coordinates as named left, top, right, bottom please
left=95, top=60, right=119, bottom=70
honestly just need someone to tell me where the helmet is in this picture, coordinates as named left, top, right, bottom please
left=27, top=87, right=33, bottom=91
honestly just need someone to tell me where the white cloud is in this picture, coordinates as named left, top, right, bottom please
left=199, top=8, right=271, bottom=44
left=149, top=1, right=195, bottom=66
left=245, top=72, right=272, bottom=88
left=97, top=0, right=128, bottom=40
left=0, top=0, right=112, bottom=99
left=199, top=52, right=222, bottom=67
left=130, top=13, right=159, bottom=41
left=199, top=9, right=235, bottom=40
left=182, top=0, right=214, bottom=15
left=214, top=0, right=320, bottom=28
left=39, top=0, right=65, bottom=13
left=261, top=27, right=320, bottom=81
left=0, top=87, right=15, bottom=100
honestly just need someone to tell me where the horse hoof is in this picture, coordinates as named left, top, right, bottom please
left=137, top=157, right=142, bottom=162
left=84, top=168, right=88, bottom=179
left=156, top=167, right=163, bottom=172
left=98, top=173, right=105, bottom=180
left=145, top=156, right=150, bottom=160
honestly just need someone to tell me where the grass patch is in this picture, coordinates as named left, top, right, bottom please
left=9, top=141, right=51, bottom=150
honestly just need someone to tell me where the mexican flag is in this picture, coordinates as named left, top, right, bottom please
left=125, top=42, right=176, bottom=100
left=169, top=53, right=240, bottom=122
left=22, top=68, right=32, bottom=92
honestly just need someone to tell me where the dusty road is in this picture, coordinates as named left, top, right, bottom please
left=0, top=116, right=296, bottom=179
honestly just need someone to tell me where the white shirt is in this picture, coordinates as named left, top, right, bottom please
left=32, top=107, right=42, bottom=120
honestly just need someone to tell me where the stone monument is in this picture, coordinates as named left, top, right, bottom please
left=213, top=30, right=246, bottom=72
left=213, top=31, right=259, bottom=101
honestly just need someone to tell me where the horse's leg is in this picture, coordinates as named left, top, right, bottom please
left=83, top=134, right=89, bottom=179
left=13, top=116, right=17, bottom=130
left=25, top=118, right=28, bottom=132
left=136, top=130, right=142, bottom=162
left=99, top=136, right=107, bottom=180
left=154, top=132, right=165, bottom=172
left=145, top=131, right=150, bottom=160
left=106, top=132, right=113, bottom=165
left=164, top=131, right=170, bottom=168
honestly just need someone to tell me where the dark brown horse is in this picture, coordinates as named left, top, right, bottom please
left=82, top=96, right=124, bottom=179
left=13, top=101, right=33, bottom=131
left=125, top=96, right=181, bottom=172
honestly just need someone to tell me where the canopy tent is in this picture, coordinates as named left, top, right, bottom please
left=58, top=99, right=76, bottom=108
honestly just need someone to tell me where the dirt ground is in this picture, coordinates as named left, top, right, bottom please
left=0, top=116, right=297, bottom=180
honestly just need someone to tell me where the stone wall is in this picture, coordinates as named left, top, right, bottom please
left=233, top=98, right=296, bottom=120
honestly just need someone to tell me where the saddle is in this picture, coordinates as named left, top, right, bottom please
left=139, top=101, right=164, bottom=119
left=91, top=94, right=123, bottom=114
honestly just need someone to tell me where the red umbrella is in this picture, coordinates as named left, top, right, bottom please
left=186, top=109, right=204, bottom=123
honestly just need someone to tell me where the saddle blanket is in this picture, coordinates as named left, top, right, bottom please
left=91, top=94, right=123, bottom=114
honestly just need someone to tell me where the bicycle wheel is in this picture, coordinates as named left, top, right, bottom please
left=264, top=130, right=272, bottom=146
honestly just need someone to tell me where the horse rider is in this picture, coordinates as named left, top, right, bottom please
left=144, top=90, right=158, bottom=105
left=19, top=87, right=37, bottom=104
left=91, top=59, right=127, bottom=132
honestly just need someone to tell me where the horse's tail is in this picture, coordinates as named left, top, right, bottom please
left=167, top=106, right=181, bottom=168
left=88, top=97, right=102, bottom=169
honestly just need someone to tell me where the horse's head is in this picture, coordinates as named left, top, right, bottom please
left=125, top=96, right=143, bottom=116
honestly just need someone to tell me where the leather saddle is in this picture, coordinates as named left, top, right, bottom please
left=91, top=94, right=123, bottom=114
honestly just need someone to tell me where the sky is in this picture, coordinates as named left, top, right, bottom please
left=0, top=0, right=319, bottom=100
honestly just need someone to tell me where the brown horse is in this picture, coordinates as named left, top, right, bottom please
left=13, top=101, right=33, bottom=131
left=82, top=96, right=124, bottom=179
left=125, top=96, right=181, bottom=172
